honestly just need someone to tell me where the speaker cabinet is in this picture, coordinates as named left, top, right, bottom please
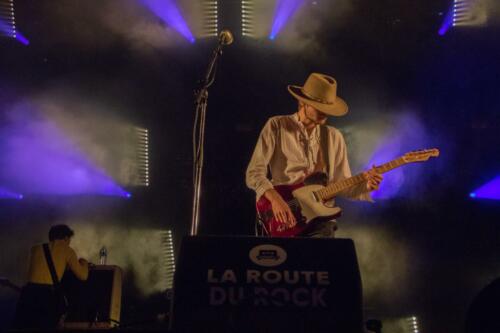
left=62, top=265, right=122, bottom=329
left=172, top=236, right=363, bottom=333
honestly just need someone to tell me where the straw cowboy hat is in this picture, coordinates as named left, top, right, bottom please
left=288, top=73, right=348, bottom=116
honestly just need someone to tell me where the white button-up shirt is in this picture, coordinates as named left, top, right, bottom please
left=246, top=113, right=371, bottom=202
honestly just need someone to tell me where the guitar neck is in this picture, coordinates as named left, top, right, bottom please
left=317, top=157, right=406, bottom=201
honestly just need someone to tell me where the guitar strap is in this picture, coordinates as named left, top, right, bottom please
left=42, top=243, right=61, bottom=288
left=319, top=125, right=330, bottom=178
left=42, top=243, right=68, bottom=319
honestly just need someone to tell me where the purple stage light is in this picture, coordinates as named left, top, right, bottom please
left=1, top=103, right=129, bottom=197
left=269, top=0, right=305, bottom=40
left=0, top=19, right=29, bottom=45
left=470, top=176, right=500, bottom=200
left=364, top=113, right=433, bottom=200
left=15, top=31, right=29, bottom=45
left=141, top=0, right=195, bottom=43
left=0, top=17, right=14, bottom=36
left=438, top=4, right=454, bottom=36
left=0, top=187, right=23, bottom=199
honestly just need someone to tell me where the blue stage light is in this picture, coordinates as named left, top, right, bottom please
left=15, top=31, right=29, bottom=45
left=1, top=105, right=130, bottom=198
left=438, top=5, right=454, bottom=36
left=0, top=187, right=23, bottom=199
left=471, top=176, right=500, bottom=200
left=141, top=0, right=195, bottom=43
left=269, top=0, right=305, bottom=40
left=0, top=0, right=29, bottom=45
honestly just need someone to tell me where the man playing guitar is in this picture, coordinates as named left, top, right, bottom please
left=246, top=73, right=383, bottom=237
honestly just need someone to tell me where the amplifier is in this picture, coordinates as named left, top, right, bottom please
left=172, top=236, right=363, bottom=333
left=62, top=265, right=122, bottom=329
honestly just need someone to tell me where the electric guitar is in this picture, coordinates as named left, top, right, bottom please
left=256, top=148, right=440, bottom=237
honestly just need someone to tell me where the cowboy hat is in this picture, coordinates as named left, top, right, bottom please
left=287, top=73, right=348, bottom=116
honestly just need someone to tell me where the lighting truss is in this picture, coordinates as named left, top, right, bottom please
left=242, top=0, right=256, bottom=38
left=452, top=0, right=487, bottom=27
left=0, top=0, right=15, bottom=38
left=160, top=230, right=175, bottom=290
left=199, top=0, right=218, bottom=38
left=133, top=127, right=150, bottom=187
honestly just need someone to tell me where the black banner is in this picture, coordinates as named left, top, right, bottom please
left=172, top=236, right=363, bottom=333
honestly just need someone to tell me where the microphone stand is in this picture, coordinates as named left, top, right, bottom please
left=190, top=41, right=226, bottom=236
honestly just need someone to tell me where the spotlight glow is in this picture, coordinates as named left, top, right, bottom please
left=15, top=31, right=29, bottom=45
left=269, top=0, right=306, bottom=40
left=141, top=0, right=195, bottom=43
left=1, top=103, right=129, bottom=197
left=0, top=0, right=29, bottom=45
left=363, top=113, right=433, bottom=200
left=470, top=176, right=500, bottom=200
left=438, top=5, right=454, bottom=36
left=0, top=187, right=23, bottom=199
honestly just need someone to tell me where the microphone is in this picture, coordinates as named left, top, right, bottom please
left=219, top=29, right=234, bottom=46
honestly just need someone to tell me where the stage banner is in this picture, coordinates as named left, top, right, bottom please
left=172, top=236, right=363, bottom=333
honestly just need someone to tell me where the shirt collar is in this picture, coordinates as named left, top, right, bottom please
left=291, top=112, right=320, bottom=137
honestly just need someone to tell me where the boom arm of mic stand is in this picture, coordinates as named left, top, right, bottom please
left=202, top=45, right=223, bottom=89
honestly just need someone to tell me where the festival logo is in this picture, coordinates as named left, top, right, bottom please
left=249, top=244, right=287, bottom=267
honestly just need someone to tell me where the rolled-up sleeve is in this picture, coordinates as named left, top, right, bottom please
left=246, top=119, right=277, bottom=200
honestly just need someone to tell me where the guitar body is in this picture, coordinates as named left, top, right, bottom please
left=256, top=173, right=342, bottom=237
left=255, top=148, right=440, bottom=237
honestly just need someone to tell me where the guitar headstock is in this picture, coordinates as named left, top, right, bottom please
left=402, top=148, right=440, bottom=163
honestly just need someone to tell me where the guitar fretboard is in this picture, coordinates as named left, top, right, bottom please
left=316, top=157, right=405, bottom=201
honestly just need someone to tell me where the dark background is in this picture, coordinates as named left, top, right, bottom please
left=1, top=0, right=500, bottom=332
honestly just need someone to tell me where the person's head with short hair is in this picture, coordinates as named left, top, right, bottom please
left=48, top=224, right=74, bottom=242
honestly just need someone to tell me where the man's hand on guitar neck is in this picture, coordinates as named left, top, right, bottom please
left=264, top=189, right=297, bottom=228
left=364, top=166, right=383, bottom=191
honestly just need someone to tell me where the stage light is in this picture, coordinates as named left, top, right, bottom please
left=160, top=230, right=175, bottom=290
left=199, top=0, right=218, bottom=38
left=378, top=315, right=422, bottom=333
left=0, top=187, right=23, bottom=199
left=470, top=176, right=500, bottom=200
left=14, top=31, right=29, bottom=45
left=361, top=113, right=433, bottom=200
left=453, top=0, right=487, bottom=27
left=141, top=0, right=196, bottom=43
left=406, top=315, right=420, bottom=333
left=269, top=0, right=306, bottom=40
left=133, top=127, right=150, bottom=187
left=242, top=0, right=256, bottom=38
left=0, top=0, right=29, bottom=45
left=0, top=0, right=15, bottom=37
left=1, top=106, right=130, bottom=197
left=438, top=5, right=454, bottom=35
left=439, top=0, right=488, bottom=35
